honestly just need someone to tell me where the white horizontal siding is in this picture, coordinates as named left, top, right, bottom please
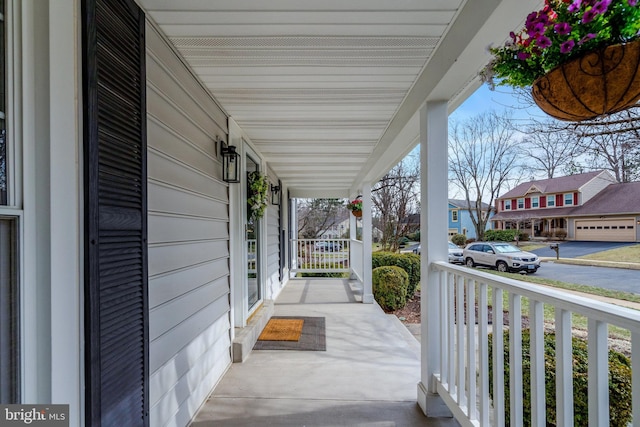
left=265, top=169, right=282, bottom=299
left=146, top=20, right=231, bottom=427
left=150, top=315, right=231, bottom=427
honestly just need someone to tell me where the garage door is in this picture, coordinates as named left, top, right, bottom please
left=575, top=218, right=636, bottom=242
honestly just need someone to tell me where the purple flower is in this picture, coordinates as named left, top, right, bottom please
left=592, top=0, right=612, bottom=14
left=536, top=35, right=552, bottom=49
left=554, top=22, right=572, bottom=35
left=529, top=22, right=547, bottom=37
left=582, top=8, right=598, bottom=23
left=560, top=39, right=576, bottom=53
left=629, top=0, right=637, bottom=6
left=568, top=0, right=582, bottom=12
left=578, top=33, right=597, bottom=44
left=517, top=51, right=531, bottom=60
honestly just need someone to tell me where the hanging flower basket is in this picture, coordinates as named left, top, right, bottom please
left=481, top=0, right=640, bottom=122
left=532, top=39, right=640, bottom=121
left=346, top=198, right=363, bottom=217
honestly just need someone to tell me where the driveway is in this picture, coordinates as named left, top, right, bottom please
left=534, top=262, right=640, bottom=294
left=530, top=241, right=637, bottom=259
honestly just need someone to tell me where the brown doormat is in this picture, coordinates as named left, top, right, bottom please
left=254, top=316, right=326, bottom=351
left=258, top=318, right=304, bottom=341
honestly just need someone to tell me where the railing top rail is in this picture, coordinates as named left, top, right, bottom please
left=432, top=261, right=640, bottom=332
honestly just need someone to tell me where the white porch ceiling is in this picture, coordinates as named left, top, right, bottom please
left=140, top=0, right=540, bottom=197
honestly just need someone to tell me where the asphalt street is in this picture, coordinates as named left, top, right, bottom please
left=533, top=261, right=640, bottom=294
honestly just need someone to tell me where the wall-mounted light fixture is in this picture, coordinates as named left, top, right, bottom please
left=221, top=143, right=240, bottom=183
left=271, top=184, right=281, bottom=205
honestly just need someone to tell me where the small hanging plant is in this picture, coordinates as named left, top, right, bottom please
left=247, top=171, right=269, bottom=221
left=347, top=198, right=363, bottom=217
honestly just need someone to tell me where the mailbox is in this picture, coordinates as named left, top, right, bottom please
left=549, top=243, right=559, bottom=259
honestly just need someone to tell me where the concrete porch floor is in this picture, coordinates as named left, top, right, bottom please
left=191, top=278, right=459, bottom=427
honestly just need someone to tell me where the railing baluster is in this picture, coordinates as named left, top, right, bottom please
left=588, top=319, right=609, bottom=426
left=478, top=282, right=489, bottom=427
left=466, top=278, right=477, bottom=420
left=440, top=270, right=449, bottom=387
left=509, top=293, right=523, bottom=427
left=448, top=272, right=455, bottom=395
left=555, top=308, right=573, bottom=427
left=456, top=274, right=466, bottom=407
left=530, top=300, right=545, bottom=427
left=492, top=287, right=505, bottom=427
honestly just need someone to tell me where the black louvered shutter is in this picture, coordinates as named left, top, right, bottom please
left=82, top=0, right=148, bottom=426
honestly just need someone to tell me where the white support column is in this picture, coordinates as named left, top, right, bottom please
left=349, top=207, right=356, bottom=241
left=418, top=101, right=449, bottom=413
left=361, top=183, right=374, bottom=303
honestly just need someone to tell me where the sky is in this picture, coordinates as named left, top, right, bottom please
left=450, top=84, right=543, bottom=123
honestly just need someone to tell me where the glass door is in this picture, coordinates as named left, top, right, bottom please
left=246, top=152, right=261, bottom=311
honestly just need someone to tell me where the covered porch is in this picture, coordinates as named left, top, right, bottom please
left=14, top=1, right=640, bottom=426
left=192, top=278, right=458, bottom=427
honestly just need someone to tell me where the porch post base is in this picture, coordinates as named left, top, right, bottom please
left=417, top=381, right=455, bottom=419
left=417, top=381, right=429, bottom=415
left=362, top=293, right=374, bottom=304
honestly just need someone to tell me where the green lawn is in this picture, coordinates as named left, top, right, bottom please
left=578, top=244, right=640, bottom=263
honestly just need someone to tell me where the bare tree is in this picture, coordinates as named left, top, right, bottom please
left=521, top=120, right=579, bottom=178
left=570, top=107, right=640, bottom=182
left=372, top=156, right=420, bottom=251
left=511, top=91, right=640, bottom=182
left=297, top=198, right=345, bottom=238
left=449, top=111, right=521, bottom=241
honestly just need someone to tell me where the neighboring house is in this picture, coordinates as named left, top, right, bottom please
left=492, top=170, right=640, bottom=242
left=403, top=199, right=494, bottom=240
left=448, top=199, right=494, bottom=239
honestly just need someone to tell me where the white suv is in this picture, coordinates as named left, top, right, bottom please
left=463, top=242, right=540, bottom=273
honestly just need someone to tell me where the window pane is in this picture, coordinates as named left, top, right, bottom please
left=0, top=217, right=19, bottom=403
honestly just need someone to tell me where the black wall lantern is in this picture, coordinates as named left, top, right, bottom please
left=271, top=184, right=281, bottom=205
left=221, top=144, right=240, bottom=183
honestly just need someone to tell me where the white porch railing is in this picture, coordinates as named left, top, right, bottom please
left=291, top=238, right=351, bottom=274
left=430, top=261, right=640, bottom=427
left=350, top=239, right=364, bottom=281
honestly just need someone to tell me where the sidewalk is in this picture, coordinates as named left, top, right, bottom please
left=191, top=278, right=459, bottom=427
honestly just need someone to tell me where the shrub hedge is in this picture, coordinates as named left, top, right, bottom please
left=371, top=251, right=420, bottom=298
left=371, top=266, right=408, bottom=311
left=483, top=229, right=529, bottom=242
left=451, top=234, right=466, bottom=246
left=488, top=329, right=632, bottom=426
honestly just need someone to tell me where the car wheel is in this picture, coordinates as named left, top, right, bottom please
left=496, top=261, right=508, bottom=273
left=465, top=257, right=475, bottom=268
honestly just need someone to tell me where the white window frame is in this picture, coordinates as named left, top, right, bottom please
left=504, top=200, right=511, bottom=210
left=547, top=195, right=555, bottom=207
left=532, top=196, right=539, bottom=208
left=451, top=209, right=458, bottom=222
left=564, top=192, right=573, bottom=206
left=517, top=198, right=524, bottom=209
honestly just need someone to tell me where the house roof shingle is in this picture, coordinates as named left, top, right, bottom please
left=499, top=171, right=604, bottom=199
left=448, top=199, right=492, bottom=210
